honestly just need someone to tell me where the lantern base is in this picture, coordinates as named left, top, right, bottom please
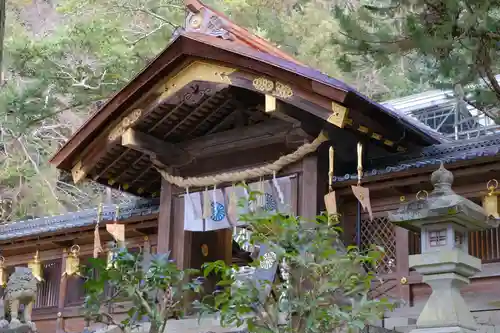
left=410, top=250, right=480, bottom=332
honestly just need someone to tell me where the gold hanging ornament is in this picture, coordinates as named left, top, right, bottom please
left=324, top=146, right=338, bottom=222
left=64, top=245, right=81, bottom=276
left=28, top=250, right=43, bottom=282
left=93, top=203, right=103, bottom=258
left=0, top=256, right=7, bottom=287
left=483, top=179, right=500, bottom=219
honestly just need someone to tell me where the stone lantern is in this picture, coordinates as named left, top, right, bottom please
left=388, top=163, right=498, bottom=333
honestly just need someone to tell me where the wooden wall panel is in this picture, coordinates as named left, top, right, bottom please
left=36, top=319, right=57, bottom=333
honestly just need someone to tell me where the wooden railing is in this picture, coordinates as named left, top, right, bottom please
left=34, top=260, right=61, bottom=309
left=409, top=227, right=500, bottom=262
left=469, top=228, right=500, bottom=262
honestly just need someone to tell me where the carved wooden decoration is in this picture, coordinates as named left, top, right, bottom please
left=165, top=81, right=222, bottom=106
left=157, top=61, right=235, bottom=102
left=108, top=109, right=143, bottom=142
left=186, top=9, right=233, bottom=40
left=252, top=77, right=293, bottom=99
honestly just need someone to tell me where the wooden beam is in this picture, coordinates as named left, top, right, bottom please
left=121, top=128, right=192, bottom=166
left=181, top=119, right=297, bottom=158
left=121, top=120, right=302, bottom=168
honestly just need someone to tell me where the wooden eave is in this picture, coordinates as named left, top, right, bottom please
left=50, top=33, right=437, bottom=168
left=0, top=214, right=158, bottom=257
left=48, top=37, right=314, bottom=170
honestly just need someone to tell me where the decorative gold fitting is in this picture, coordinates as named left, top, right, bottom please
left=400, top=196, right=406, bottom=202
left=29, top=250, right=43, bottom=282
left=487, top=179, right=499, bottom=195
left=0, top=256, right=6, bottom=287
left=416, top=190, right=429, bottom=201
left=70, top=244, right=80, bottom=255
left=201, top=244, right=209, bottom=257
left=400, top=276, right=408, bottom=285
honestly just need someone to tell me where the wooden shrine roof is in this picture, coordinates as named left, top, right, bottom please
left=50, top=1, right=444, bottom=197
left=332, top=133, right=500, bottom=186
left=0, top=200, right=159, bottom=252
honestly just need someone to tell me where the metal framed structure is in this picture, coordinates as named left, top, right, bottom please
left=383, top=90, right=499, bottom=140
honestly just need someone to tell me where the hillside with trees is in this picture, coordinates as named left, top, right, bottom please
left=0, top=0, right=497, bottom=219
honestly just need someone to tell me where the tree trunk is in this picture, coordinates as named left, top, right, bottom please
left=0, top=0, right=5, bottom=84
left=149, top=321, right=160, bottom=333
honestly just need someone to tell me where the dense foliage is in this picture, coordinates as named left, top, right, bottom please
left=334, top=0, right=500, bottom=122
left=197, top=191, right=392, bottom=333
left=84, top=248, right=202, bottom=333
left=83, top=192, right=392, bottom=333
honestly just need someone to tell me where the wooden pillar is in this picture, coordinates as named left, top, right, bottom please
left=395, top=226, right=410, bottom=303
left=217, top=229, right=233, bottom=265
left=56, top=249, right=68, bottom=333
left=171, top=196, right=190, bottom=269
left=157, top=177, right=173, bottom=254
left=299, top=155, right=318, bottom=220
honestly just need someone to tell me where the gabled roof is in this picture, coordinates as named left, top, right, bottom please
left=49, top=1, right=443, bottom=194
left=50, top=31, right=442, bottom=168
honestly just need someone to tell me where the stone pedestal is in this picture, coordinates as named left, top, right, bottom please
left=410, top=249, right=481, bottom=333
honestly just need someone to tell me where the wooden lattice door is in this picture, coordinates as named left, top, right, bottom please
left=360, top=215, right=409, bottom=303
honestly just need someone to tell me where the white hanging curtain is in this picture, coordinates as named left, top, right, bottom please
left=183, top=191, right=204, bottom=232
left=183, top=176, right=294, bottom=232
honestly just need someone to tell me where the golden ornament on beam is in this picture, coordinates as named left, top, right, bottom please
left=28, top=250, right=43, bottom=282
left=483, top=179, right=500, bottom=219
left=64, top=245, right=81, bottom=277
left=0, top=256, right=7, bottom=287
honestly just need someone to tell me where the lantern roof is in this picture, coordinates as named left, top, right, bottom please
left=388, top=163, right=497, bottom=232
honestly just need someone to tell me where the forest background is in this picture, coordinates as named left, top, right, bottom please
left=0, top=0, right=498, bottom=220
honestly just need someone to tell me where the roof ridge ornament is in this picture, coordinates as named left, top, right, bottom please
left=185, top=0, right=233, bottom=40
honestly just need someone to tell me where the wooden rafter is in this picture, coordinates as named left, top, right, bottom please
left=121, top=119, right=299, bottom=176
left=121, top=129, right=192, bottom=166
